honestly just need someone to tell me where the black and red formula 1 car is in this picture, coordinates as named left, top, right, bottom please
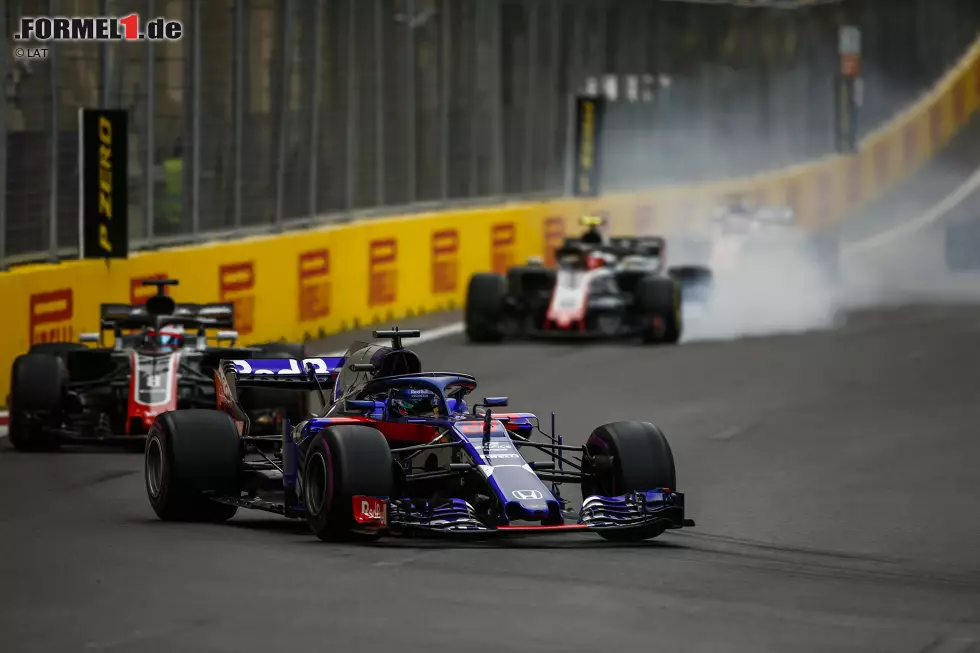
left=7, top=279, right=308, bottom=451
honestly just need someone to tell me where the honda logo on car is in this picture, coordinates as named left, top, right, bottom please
left=512, top=490, right=543, bottom=501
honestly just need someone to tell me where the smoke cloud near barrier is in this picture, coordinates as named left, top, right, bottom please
left=672, top=235, right=842, bottom=343
left=672, top=119, right=980, bottom=344
left=835, top=114, right=980, bottom=308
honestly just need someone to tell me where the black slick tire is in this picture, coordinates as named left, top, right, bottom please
left=8, top=354, right=65, bottom=452
left=581, top=421, right=677, bottom=542
left=302, top=425, right=394, bottom=542
left=27, top=342, right=88, bottom=360
left=465, top=273, right=507, bottom=343
left=636, top=276, right=682, bottom=344
left=144, top=409, right=241, bottom=522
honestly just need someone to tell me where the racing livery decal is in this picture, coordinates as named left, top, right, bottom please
left=133, top=353, right=179, bottom=407
left=545, top=270, right=591, bottom=328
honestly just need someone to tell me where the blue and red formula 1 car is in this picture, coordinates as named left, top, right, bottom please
left=144, top=328, right=694, bottom=542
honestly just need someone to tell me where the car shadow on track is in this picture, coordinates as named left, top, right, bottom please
left=0, top=444, right=145, bottom=456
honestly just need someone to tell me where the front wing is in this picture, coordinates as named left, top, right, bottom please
left=359, top=489, right=693, bottom=537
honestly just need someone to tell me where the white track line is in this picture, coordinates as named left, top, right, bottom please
left=316, top=321, right=464, bottom=357
left=843, top=164, right=980, bottom=254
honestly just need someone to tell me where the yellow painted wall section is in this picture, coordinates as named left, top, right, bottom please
left=3, top=35, right=980, bottom=403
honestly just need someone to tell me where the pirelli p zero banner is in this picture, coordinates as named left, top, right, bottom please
left=572, top=95, right=606, bottom=197
left=78, top=108, right=128, bottom=259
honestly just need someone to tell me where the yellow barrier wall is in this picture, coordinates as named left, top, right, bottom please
left=3, top=36, right=980, bottom=404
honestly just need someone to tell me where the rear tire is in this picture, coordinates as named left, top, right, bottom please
left=145, top=409, right=241, bottom=522
left=8, top=354, right=65, bottom=452
left=465, top=273, right=507, bottom=343
left=303, top=425, right=394, bottom=542
left=636, top=276, right=682, bottom=344
left=582, top=421, right=677, bottom=542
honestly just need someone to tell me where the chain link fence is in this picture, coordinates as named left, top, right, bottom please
left=2, top=0, right=978, bottom=265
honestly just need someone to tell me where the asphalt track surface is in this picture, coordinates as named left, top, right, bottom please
left=5, top=139, right=980, bottom=652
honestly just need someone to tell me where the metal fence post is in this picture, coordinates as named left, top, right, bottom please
left=308, top=0, right=324, bottom=218
left=439, top=0, right=450, bottom=201
left=491, top=0, right=503, bottom=196
left=274, top=0, right=294, bottom=228
left=47, top=0, right=59, bottom=261
left=0, top=4, right=7, bottom=269
left=189, top=0, right=201, bottom=235
left=231, top=0, right=244, bottom=229
left=345, top=0, right=357, bottom=212
left=468, top=4, right=478, bottom=198
left=546, top=0, right=560, bottom=193
left=100, top=0, right=111, bottom=107
left=145, top=0, right=156, bottom=245
left=523, top=0, right=538, bottom=193
left=406, top=0, right=417, bottom=204
left=375, top=0, right=385, bottom=206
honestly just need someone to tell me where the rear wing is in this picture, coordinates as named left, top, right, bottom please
left=219, top=357, right=346, bottom=390
left=754, top=206, right=796, bottom=225
left=100, top=302, right=236, bottom=330
left=609, top=236, right=665, bottom=258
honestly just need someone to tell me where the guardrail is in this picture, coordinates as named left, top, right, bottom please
left=2, top=35, right=979, bottom=406
left=4, top=0, right=976, bottom=266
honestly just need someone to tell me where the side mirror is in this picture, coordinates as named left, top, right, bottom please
left=215, top=330, right=239, bottom=344
left=345, top=399, right=377, bottom=413
left=483, top=396, right=508, bottom=407
left=79, top=332, right=100, bottom=344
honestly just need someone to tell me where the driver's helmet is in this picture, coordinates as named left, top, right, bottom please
left=390, top=388, right=440, bottom=418
left=145, top=326, right=184, bottom=351
left=579, top=214, right=606, bottom=245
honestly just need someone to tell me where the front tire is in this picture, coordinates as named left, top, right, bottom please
left=465, top=273, right=507, bottom=343
left=303, top=425, right=394, bottom=542
left=8, top=354, right=65, bottom=452
left=582, top=421, right=677, bottom=542
left=145, top=410, right=241, bottom=522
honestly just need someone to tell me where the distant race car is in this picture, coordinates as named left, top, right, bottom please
left=702, top=200, right=840, bottom=281
left=465, top=217, right=713, bottom=344
left=144, top=328, right=694, bottom=542
left=7, top=278, right=308, bottom=451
